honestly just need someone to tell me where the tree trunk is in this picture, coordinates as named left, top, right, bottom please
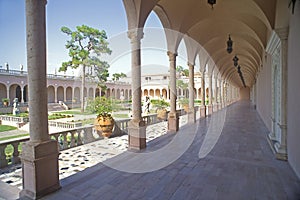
left=81, top=65, right=86, bottom=113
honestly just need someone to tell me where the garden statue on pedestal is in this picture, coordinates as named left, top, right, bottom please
left=13, top=98, right=20, bottom=115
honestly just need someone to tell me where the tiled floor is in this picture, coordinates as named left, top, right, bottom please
left=41, top=101, right=300, bottom=200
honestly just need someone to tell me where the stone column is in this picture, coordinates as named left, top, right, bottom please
left=21, top=86, right=25, bottom=103
left=214, top=76, right=218, bottom=111
left=64, top=87, right=67, bottom=102
left=218, top=79, right=222, bottom=109
left=72, top=87, right=75, bottom=102
left=168, top=51, right=179, bottom=131
left=20, top=0, right=60, bottom=199
left=188, top=63, right=196, bottom=123
left=207, top=74, right=213, bottom=115
left=200, top=70, right=206, bottom=118
left=54, top=86, right=57, bottom=103
left=127, top=29, right=146, bottom=150
left=6, top=86, right=10, bottom=103
left=274, top=28, right=288, bottom=160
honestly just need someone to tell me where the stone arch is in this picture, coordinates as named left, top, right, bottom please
left=149, top=89, right=154, bottom=97
left=155, top=89, right=160, bottom=98
left=95, top=88, right=100, bottom=97
left=23, top=85, right=28, bottom=102
left=74, top=87, right=80, bottom=102
left=8, top=84, right=19, bottom=104
left=125, top=89, right=129, bottom=99
left=48, top=86, right=55, bottom=103
left=57, top=86, right=64, bottom=102
left=162, top=88, right=167, bottom=99
left=0, top=83, right=7, bottom=102
left=88, top=88, right=94, bottom=98
left=116, top=88, right=120, bottom=99
left=66, top=87, right=72, bottom=101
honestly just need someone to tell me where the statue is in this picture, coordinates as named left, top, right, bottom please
left=143, top=96, right=151, bottom=114
left=13, top=98, right=20, bottom=115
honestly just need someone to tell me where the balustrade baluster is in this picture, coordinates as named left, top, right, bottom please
left=11, top=142, right=21, bottom=164
left=70, top=132, right=76, bottom=147
left=62, top=133, right=68, bottom=149
left=0, top=144, right=8, bottom=168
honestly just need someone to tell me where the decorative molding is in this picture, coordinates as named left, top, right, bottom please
left=266, top=31, right=280, bottom=55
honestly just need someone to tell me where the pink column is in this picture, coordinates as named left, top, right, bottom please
left=167, top=51, right=179, bottom=131
left=20, top=0, right=60, bottom=198
left=127, top=29, right=146, bottom=150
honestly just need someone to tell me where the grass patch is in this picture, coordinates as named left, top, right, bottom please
left=0, top=125, right=17, bottom=132
left=112, top=113, right=130, bottom=118
left=0, top=134, right=29, bottom=141
left=54, top=109, right=92, bottom=115
left=48, top=113, right=73, bottom=120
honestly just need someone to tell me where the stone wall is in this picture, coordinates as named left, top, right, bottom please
left=287, top=2, right=300, bottom=179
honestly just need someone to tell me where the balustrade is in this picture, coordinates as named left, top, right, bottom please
left=0, top=109, right=187, bottom=169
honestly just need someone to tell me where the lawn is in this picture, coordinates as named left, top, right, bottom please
left=0, top=125, right=17, bottom=132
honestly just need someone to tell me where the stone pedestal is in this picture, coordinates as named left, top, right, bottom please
left=168, top=112, right=179, bottom=132
left=200, top=106, right=206, bottom=118
left=20, top=140, right=60, bottom=199
left=128, top=120, right=146, bottom=150
left=188, top=108, right=196, bottom=124
left=207, top=104, right=213, bottom=115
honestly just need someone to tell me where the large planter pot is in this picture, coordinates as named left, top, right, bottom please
left=94, top=116, right=115, bottom=138
left=183, top=104, right=189, bottom=112
left=157, top=108, right=167, bottom=121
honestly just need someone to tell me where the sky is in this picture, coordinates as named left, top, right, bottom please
left=0, top=0, right=191, bottom=78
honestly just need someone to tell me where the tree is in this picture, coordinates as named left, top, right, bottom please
left=60, top=25, right=111, bottom=112
left=176, top=65, right=189, bottom=77
left=112, top=72, right=127, bottom=81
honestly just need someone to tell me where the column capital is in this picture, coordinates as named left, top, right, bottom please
left=275, top=27, right=289, bottom=40
left=167, top=51, right=177, bottom=61
left=127, top=29, right=144, bottom=42
left=187, top=62, right=194, bottom=69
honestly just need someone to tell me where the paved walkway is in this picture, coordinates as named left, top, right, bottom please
left=42, top=101, right=300, bottom=200
left=1, top=101, right=300, bottom=199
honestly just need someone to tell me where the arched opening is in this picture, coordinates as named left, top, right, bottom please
left=116, top=89, right=120, bottom=99
left=88, top=88, right=94, bottom=98
left=47, top=86, right=55, bottom=103
left=57, top=86, right=64, bottom=102
left=16, top=85, right=22, bottom=102
left=149, top=89, right=154, bottom=97
left=66, top=87, right=72, bottom=102
left=74, top=87, right=80, bottom=102
left=0, top=84, right=7, bottom=102
left=155, top=89, right=160, bottom=98
left=95, top=88, right=100, bottom=97
left=162, top=88, right=167, bottom=99
left=23, top=85, right=28, bottom=102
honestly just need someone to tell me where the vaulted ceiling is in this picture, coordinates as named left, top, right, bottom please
left=123, top=0, right=279, bottom=87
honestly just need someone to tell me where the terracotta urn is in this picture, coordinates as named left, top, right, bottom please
left=94, top=115, right=115, bottom=138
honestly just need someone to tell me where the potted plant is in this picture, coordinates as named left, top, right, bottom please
left=151, top=99, right=169, bottom=121
left=178, top=97, right=189, bottom=112
left=87, top=97, right=115, bottom=138
left=2, top=98, right=9, bottom=107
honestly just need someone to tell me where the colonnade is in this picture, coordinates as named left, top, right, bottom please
left=19, top=0, right=239, bottom=198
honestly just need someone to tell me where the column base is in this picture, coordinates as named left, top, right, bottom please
left=128, top=120, right=146, bottom=150
left=168, top=112, right=179, bottom=132
left=267, top=133, right=288, bottom=161
left=188, top=109, right=196, bottom=124
left=200, top=106, right=206, bottom=118
left=207, top=104, right=213, bottom=115
left=20, top=140, right=61, bottom=199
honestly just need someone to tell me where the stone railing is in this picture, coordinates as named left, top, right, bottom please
left=0, top=115, right=29, bottom=125
left=0, top=109, right=186, bottom=169
left=48, top=121, right=83, bottom=129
